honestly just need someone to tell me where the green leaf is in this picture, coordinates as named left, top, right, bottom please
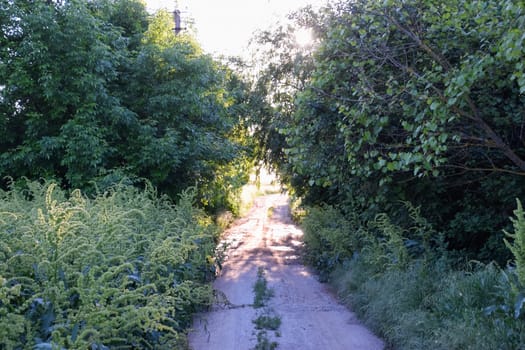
left=386, top=162, right=396, bottom=171
left=515, top=293, right=525, bottom=319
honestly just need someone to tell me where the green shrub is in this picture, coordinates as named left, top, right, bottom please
left=334, top=255, right=525, bottom=349
left=0, top=181, right=217, bottom=349
left=301, top=205, right=357, bottom=280
left=304, top=204, right=525, bottom=349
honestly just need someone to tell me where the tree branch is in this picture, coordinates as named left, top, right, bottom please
left=443, top=164, right=525, bottom=177
left=382, top=9, right=525, bottom=173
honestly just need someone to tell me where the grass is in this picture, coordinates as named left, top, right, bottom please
left=253, top=311, right=282, bottom=331
left=251, top=267, right=281, bottom=350
left=300, top=204, right=525, bottom=350
left=334, top=258, right=525, bottom=349
left=253, top=267, right=275, bottom=308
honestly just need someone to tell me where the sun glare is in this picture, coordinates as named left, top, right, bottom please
left=146, top=0, right=324, bottom=55
left=294, top=27, right=314, bottom=47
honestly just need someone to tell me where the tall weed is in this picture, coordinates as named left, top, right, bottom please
left=504, top=199, right=525, bottom=286
left=302, top=203, right=525, bottom=349
left=0, top=181, right=217, bottom=349
left=301, top=205, right=358, bottom=280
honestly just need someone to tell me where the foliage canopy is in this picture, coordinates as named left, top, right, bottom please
left=0, top=0, right=252, bottom=212
left=250, top=0, right=525, bottom=260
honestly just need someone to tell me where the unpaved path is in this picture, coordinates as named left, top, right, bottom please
left=189, top=193, right=384, bottom=350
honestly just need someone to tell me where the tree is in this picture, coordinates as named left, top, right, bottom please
left=0, top=1, right=252, bottom=213
left=248, top=10, right=319, bottom=179
left=0, top=0, right=125, bottom=187
left=250, top=0, right=525, bottom=260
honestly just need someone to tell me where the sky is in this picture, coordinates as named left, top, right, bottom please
left=145, top=0, right=327, bottom=56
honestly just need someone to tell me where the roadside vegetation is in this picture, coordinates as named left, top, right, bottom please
left=301, top=204, right=525, bottom=349
left=3, top=0, right=525, bottom=348
left=249, top=0, right=525, bottom=348
left=0, top=0, right=254, bottom=348
left=0, top=181, right=218, bottom=349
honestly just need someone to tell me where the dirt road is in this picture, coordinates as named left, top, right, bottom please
left=189, top=193, right=384, bottom=350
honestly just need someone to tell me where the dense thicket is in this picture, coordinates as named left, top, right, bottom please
left=251, top=0, right=525, bottom=262
left=0, top=181, right=217, bottom=349
left=300, top=205, right=525, bottom=349
left=0, top=0, right=251, bottom=213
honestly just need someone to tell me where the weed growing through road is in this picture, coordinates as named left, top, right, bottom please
left=254, top=331, right=278, bottom=350
left=254, top=310, right=282, bottom=330
left=252, top=267, right=281, bottom=350
left=253, top=267, right=274, bottom=308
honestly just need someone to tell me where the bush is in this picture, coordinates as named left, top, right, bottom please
left=0, top=181, right=217, bottom=349
left=304, top=204, right=525, bottom=349
left=333, top=253, right=525, bottom=349
left=301, top=205, right=358, bottom=280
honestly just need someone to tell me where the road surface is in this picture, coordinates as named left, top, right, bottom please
left=189, top=193, right=384, bottom=350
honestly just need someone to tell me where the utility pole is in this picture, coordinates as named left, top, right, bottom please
left=173, top=9, right=184, bottom=34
